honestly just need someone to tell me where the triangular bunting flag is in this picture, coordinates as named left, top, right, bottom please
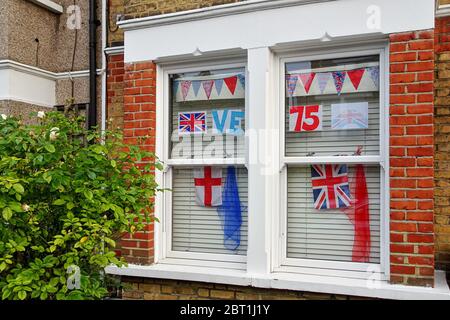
left=299, top=72, right=316, bottom=94
left=367, top=66, right=380, bottom=88
left=181, top=81, right=192, bottom=100
left=286, top=75, right=299, bottom=97
left=332, top=71, right=346, bottom=95
left=316, top=72, right=330, bottom=94
left=192, top=80, right=202, bottom=97
left=237, top=74, right=245, bottom=89
left=347, top=69, right=365, bottom=90
left=202, top=80, right=214, bottom=100
left=224, top=76, right=238, bottom=95
left=214, top=79, right=224, bottom=96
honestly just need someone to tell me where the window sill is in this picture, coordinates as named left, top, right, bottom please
left=28, top=0, right=63, bottom=14
left=105, top=264, right=450, bottom=300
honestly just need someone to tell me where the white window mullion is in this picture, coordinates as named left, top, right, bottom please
left=246, top=47, right=275, bottom=275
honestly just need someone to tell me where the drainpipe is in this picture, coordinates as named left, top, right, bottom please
left=89, top=0, right=98, bottom=129
left=101, top=0, right=107, bottom=133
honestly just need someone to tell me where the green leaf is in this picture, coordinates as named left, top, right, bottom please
left=18, top=290, right=27, bottom=300
left=66, top=202, right=75, bottom=210
left=9, top=202, right=23, bottom=212
left=12, top=183, right=24, bottom=194
left=43, top=172, right=52, bottom=183
left=49, top=278, right=59, bottom=287
left=83, top=190, right=93, bottom=201
left=87, top=171, right=96, bottom=180
left=2, top=207, right=12, bottom=220
left=2, top=289, right=11, bottom=300
left=53, top=199, right=66, bottom=206
left=44, top=144, right=55, bottom=153
left=110, top=160, right=116, bottom=168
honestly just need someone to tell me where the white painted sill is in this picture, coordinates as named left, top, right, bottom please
left=437, top=4, right=450, bottom=18
left=27, top=0, right=63, bottom=14
left=105, top=264, right=450, bottom=300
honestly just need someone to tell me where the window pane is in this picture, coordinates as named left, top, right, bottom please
left=285, top=56, right=380, bottom=157
left=171, top=167, right=248, bottom=256
left=287, top=165, right=381, bottom=263
left=170, top=68, right=246, bottom=160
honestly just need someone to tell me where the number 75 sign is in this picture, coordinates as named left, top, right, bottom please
left=289, top=105, right=323, bottom=132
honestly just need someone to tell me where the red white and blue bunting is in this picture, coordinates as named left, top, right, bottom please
left=174, top=73, right=245, bottom=102
left=286, top=63, right=379, bottom=97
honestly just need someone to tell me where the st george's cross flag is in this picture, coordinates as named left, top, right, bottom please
left=178, top=112, right=207, bottom=135
left=194, top=166, right=223, bottom=207
left=311, top=164, right=352, bottom=210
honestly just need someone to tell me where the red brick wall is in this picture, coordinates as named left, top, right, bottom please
left=389, top=30, right=435, bottom=287
left=107, top=53, right=125, bottom=130
left=116, top=60, right=157, bottom=265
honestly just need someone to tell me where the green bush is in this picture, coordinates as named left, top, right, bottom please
left=0, top=111, right=161, bottom=300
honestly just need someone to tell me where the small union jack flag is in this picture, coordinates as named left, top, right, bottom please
left=178, top=112, right=207, bottom=135
left=311, top=164, right=352, bottom=210
left=331, top=102, right=368, bottom=130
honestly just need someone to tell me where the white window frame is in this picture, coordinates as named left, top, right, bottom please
left=153, top=43, right=390, bottom=280
left=272, top=45, right=390, bottom=280
left=155, top=58, right=249, bottom=269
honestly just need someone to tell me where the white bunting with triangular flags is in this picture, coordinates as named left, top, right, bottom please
left=286, top=62, right=379, bottom=97
left=174, top=73, right=245, bottom=102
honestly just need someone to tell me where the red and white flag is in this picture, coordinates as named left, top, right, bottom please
left=194, top=166, right=223, bottom=207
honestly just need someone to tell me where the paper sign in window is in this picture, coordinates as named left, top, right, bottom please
left=289, top=105, right=323, bottom=132
left=212, top=109, right=245, bottom=135
left=331, top=102, right=369, bottom=130
left=178, top=111, right=207, bottom=135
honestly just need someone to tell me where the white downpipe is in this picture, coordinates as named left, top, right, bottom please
left=100, top=0, right=107, bottom=133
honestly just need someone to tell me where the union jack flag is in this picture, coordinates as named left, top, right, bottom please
left=331, top=102, right=368, bottom=130
left=311, top=164, right=352, bottom=210
left=178, top=112, right=207, bottom=135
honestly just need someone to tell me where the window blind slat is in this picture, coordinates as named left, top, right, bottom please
left=287, top=165, right=381, bottom=263
left=285, top=94, right=380, bottom=157
left=172, top=167, right=248, bottom=256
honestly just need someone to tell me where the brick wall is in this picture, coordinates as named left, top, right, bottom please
left=389, top=30, right=435, bottom=287
left=435, top=17, right=450, bottom=279
left=107, top=53, right=125, bottom=130
left=108, top=0, right=125, bottom=47
left=107, top=0, right=244, bottom=47
left=116, top=60, right=157, bottom=265
left=120, top=277, right=371, bottom=300
left=124, top=0, right=243, bottom=20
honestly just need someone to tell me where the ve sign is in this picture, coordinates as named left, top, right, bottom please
left=212, top=109, right=245, bottom=135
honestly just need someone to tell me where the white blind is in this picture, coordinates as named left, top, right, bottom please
left=170, top=99, right=245, bottom=159
left=287, top=165, right=381, bottom=263
left=171, top=167, right=248, bottom=256
left=285, top=92, right=380, bottom=157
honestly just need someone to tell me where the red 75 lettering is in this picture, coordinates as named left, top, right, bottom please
left=289, top=105, right=322, bottom=132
